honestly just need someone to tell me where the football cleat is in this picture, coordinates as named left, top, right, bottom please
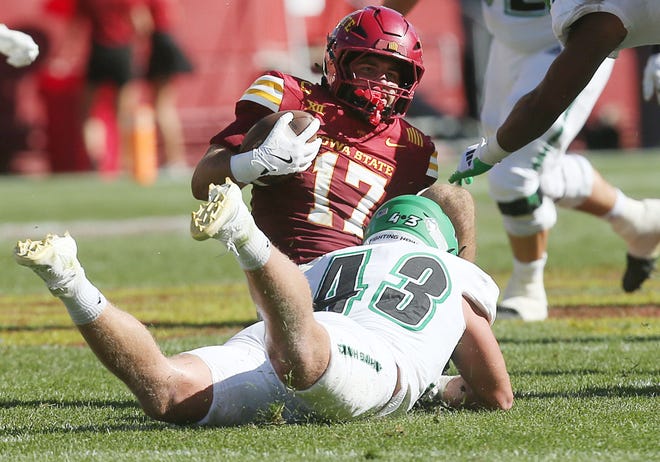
left=190, top=180, right=253, bottom=253
left=14, top=233, right=84, bottom=297
left=497, top=296, right=548, bottom=322
left=498, top=271, right=548, bottom=322
left=622, top=254, right=656, bottom=293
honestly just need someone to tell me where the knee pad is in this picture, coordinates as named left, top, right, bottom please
left=489, top=160, right=557, bottom=236
left=488, top=156, right=541, bottom=204
left=540, top=153, right=594, bottom=208
left=500, top=195, right=557, bottom=236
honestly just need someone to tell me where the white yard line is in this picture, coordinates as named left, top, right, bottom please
left=0, top=216, right=190, bottom=240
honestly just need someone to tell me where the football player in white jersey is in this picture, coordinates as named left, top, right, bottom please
left=476, top=1, right=660, bottom=320
left=14, top=184, right=512, bottom=426
left=385, top=0, right=660, bottom=320
left=451, top=0, right=660, bottom=177
left=450, top=0, right=660, bottom=304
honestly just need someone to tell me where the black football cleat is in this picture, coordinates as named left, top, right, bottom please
left=622, top=253, right=656, bottom=293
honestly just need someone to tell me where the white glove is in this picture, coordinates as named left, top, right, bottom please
left=0, top=24, right=39, bottom=68
left=230, top=112, right=322, bottom=183
left=642, top=53, right=660, bottom=104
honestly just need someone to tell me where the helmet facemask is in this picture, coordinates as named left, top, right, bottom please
left=331, top=50, right=419, bottom=125
left=323, top=6, right=424, bottom=125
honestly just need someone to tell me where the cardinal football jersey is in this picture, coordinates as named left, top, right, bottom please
left=211, top=71, right=439, bottom=264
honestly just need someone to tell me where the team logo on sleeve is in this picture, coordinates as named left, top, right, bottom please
left=304, top=100, right=326, bottom=116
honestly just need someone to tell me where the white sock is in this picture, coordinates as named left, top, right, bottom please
left=604, top=189, right=627, bottom=219
left=60, top=277, right=107, bottom=325
left=512, top=253, right=547, bottom=283
left=218, top=199, right=273, bottom=271
left=235, top=226, right=272, bottom=271
left=607, top=196, right=660, bottom=257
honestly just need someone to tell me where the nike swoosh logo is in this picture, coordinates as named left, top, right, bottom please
left=385, top=137, right=406, bottom=148
left=271, top=154, right=293, bottom=163
left=260, top=153, right=293, bottom=175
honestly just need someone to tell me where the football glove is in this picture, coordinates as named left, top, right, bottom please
left=230, top=112, right=322, bottom=183
left=642, top=53, right=660, bottom=104
left=448, top=137, right=508, bottom=185
left=0, top=24, right=39, bottom=68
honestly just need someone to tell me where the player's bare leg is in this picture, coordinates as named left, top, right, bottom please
left=14, top=234, right=213, bottom=423
left=499, top=231, right=549, bottom=322
left=78, top=307, right=212, bottom=423
left=191, top=180, right=330, bottom=389
left=421, top=183, right=476, bottom=262
left=571, top=170, right=660, bottom=291
left=501, top=164, right=660, bottom=320
left=499, top=171, right=612, bottom=322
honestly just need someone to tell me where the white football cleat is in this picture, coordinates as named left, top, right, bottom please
left=498, top=266, right=548, bottom=322
left=190, top=180, right=254, bottom=253
left=497, top=295, right=548, bottom=322
left=14, top=233, right=84, bottom=297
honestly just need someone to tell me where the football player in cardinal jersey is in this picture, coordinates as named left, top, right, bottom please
left=191, top=6, right=476, bottom=265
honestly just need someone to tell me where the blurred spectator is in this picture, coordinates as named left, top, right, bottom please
left=44, top=0, right=151, bottom=173
left=144, top=0, right=193, bottom=175
left=639, top=45, right=660, bottom=147
left=0, top=25, right=47, bottom=173
left=0, top=23, right=39, bottom=67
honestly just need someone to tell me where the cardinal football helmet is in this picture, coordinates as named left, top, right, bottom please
left=323, top=6, right=424, bottom=125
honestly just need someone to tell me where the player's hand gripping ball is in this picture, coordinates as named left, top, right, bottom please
left=240, top=110, right=319, bottom=186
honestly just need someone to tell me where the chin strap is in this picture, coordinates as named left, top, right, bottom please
left=354, top=88, right=387, bottom=125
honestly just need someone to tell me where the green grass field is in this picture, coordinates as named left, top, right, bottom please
left=1, top=152, right=658, bottom=461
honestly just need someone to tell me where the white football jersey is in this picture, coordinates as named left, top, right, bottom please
left=482, top=0, right=557, bottom=53
left=303, top=241, right=499, bottom=404
left=551, top=0, right=660, bottom=50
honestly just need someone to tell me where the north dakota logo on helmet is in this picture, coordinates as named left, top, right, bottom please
left=363, top=195, right=458, bottom=254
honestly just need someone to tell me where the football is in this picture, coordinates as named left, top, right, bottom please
left=240, top=110, right=318, bottom=186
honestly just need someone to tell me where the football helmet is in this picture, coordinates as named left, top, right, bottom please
left=323, top=6, right=424, bottom=125
left=363, top=195, right=458, bottom=255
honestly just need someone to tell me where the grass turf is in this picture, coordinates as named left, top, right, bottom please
left=0, top=152, right=659, bottom=460
left=1, top=319, right=657, bottom=461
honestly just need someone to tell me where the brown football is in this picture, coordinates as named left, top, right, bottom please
left=240, top=110, right=318, bottom=186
